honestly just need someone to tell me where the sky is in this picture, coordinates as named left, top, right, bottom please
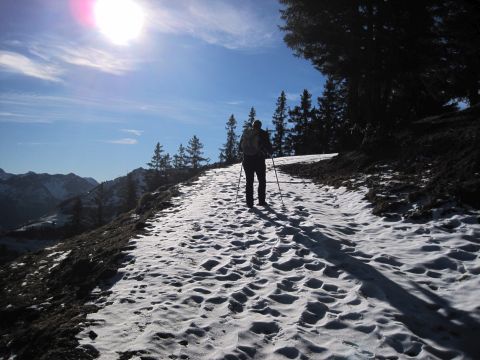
left=0, top=0, right=325, bottom=181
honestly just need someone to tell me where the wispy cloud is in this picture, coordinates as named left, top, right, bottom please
left=285, top=92, right=299, bottom=101
left=0, top=50, right=63, bottom=82
left=29, top=43, right=138, bottom=75
left=0, top=111, right=35, bottom=119
left=0, top=110, right=53, bottom=123
left=105, top=138, right=138, bottom=145
left=0, top=37, right=140, bottom=82
left=121, top=129, right=143, bottom=136
left=17, top=142, right=58, bottom=146
left=147, top=0, right=280, bottom=50
left=0, top=93, right=132, bottom=123
left=226, top=100, right=244, bottom=105
left=0, top=92, right=244, bottom=126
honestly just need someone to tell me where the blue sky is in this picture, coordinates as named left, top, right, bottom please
left=0, top=0, right=325, bottom=181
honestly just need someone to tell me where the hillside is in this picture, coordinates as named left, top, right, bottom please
left=16, top=167, right=151, bottom=234
left=0, top=167, right=198, bottom=265
left=1, top=155, right=479, bottom=359
left=280, top=104, right=480, bottom=219
left=0, top=170, right=98, bottom=231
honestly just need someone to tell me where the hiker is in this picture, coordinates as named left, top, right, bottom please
left=240, top=119, right=273, bottom=207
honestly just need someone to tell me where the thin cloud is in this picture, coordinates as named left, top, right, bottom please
left=106, top=138, right=138, bottom=145
left=0, top=92, right=115, bottom=109
left=0, top=50, right=63, bottom=82
left=0, top=110, right=53, bottom=123
left=17, top=142, right=58, bottom=146
left=0, top=111, right=28, bottom=118
left=285, top=92, right=299, bottom=101
left=29, top=42, right=138, bottom=75
left=0, top=117, right=53, bottom=124
left=0, top=93, right=140, bottom=123
left=0, top=92, right=240, bottom=125
left=147, top=0, right=280, bottom=50
left=121, top=129, right=143, bottom=136
left=226, top=100, right=244, bottom=105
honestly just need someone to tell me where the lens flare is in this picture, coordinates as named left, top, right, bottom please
left=70, top=0, right=95, bottom=27
left=94, top=0, right=145, bottom=45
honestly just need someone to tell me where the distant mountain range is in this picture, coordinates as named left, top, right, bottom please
left=0, top=169, right=98, bottom=231
left=0, top=166, right=197, bottom=265
left=45, top=167, right=150, bottom=229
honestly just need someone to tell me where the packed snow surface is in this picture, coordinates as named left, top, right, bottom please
left=79, top=155, right=480, bottom=359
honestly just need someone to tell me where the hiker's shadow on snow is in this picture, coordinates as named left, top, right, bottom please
left=253, top=206, right=480, bottom=359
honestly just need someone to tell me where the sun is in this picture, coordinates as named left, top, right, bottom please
left=94, top=0, right=145, bottom=45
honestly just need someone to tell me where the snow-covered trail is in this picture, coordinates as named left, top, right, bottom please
left=79, top=155, right=480, bottom=360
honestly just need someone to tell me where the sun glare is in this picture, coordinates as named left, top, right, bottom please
left=94, top=0, right=145, bottom=45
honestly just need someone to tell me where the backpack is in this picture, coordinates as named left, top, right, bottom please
left=241, top=129, right=261, bottom=156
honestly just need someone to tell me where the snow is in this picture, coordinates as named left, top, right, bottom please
left=46, top=250, right=71, bottom=271
left=77, top=155, right=480, bottom=359
left=17, top=213, right=70, bottom=231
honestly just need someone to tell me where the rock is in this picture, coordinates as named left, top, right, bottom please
left=79, top=344, right=99, bottom=357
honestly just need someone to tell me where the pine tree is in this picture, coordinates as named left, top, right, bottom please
left=147, top=142, right=164, bottom=172
left=279, top=0, right=453, bottom=141
left=239, top=107, right=257, bottom=158
left=123, top=172, right=137, bottom=212
left=242, top=107, right=256, bottom=133
left=94, top=182, right=106, bottom=226
left=173, top=144, right=187, bottom=169
left=440, top=0, right=480, bottom=106
left=286, top=89, right=313, bottom=155
left=315, top=77, right=346, bottom=152
left=219, top=114, right=239, bottom=164
left=147, top=142, right=165, bottom=190
left=272, top=91, right=288, bottom=157
left=186, top=135, right=209, bottom=170
left=162, top=153, right=172, bottom=171
left=219, top=150, right=225, bottom=164
left=248, top=106, right=256, bottom=124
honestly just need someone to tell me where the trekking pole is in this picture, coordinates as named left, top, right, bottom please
left=270, top=155, right=285, bottom=207
left=235, top=161, right=243, bottom=203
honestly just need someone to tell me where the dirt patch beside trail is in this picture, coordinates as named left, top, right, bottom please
left=281, top=105, right=480, bottom=220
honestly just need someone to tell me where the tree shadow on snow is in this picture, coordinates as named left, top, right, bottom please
left=253, top=207, right=480, bottom=359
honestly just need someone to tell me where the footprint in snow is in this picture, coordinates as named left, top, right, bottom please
left=300, top=301, right=328, bottom=324
left=447, top=250, right=477, bottom=261
left=276, top=279, right=297, bottom=292
left=268, top=293, right=299, bottom=305
left=201, top=259, right=219, bottom=271
left=206, top=296, right=228, bottom=304
left=275, top=346, right=300, bottom=359
left=272, top=257, right=305, bottom=271
left=324, top=319, right=348, bottom=330
left=304, top=278, right=323, bottom=289
left=322, top=265, right=342, bottom=278
left=250, top=321, right=280, bottom=335
left=374, top=255, right=403, bottom=267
